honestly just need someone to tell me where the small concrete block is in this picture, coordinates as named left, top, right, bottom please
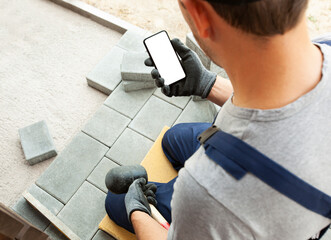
left=12, top=197, right=50, bottom=231
left=123, top=80, right=156, bottom=92
left=121, top=51, right=153, bottom=81
left=57, top=182, right=106, bottom=240
left=28, top=184, right=64, bottom=215
left=36, top=132, right=109, bottom=204
left=87, top=157, right=119, bottom=193
left=104, top=83, right=154, bottom=119
left=106, top=128, right=154, bottom=166
left=117, top=29, right=149, bottom=52
left=153, top=88, right=191, bottom=109
left=44, top=224, right=69, bottom=240
left=92, top=230, right=116, bottom=240
left=321, top=228, right=331, bottom=240
left=186, top=32, right=211, bottom=69
left=175, top=99, right=217, bottom=124
left=19, top=120, right=57, bottom=165
left=82, top=105, right=130, bottom=147
left=87, top=46, right=127, bottom=95
left=129, top=96, right=182, bottom=140
left=210, top=62, right=229, bottom=79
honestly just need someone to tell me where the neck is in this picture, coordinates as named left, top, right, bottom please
left=215, top=19, right=323, bottom=109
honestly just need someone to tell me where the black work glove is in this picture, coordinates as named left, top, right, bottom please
left=144, top=38, right=217, bottom=98
left=124, top=178, right=157, bottom=223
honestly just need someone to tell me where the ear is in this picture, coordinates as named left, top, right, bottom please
left=182, top=0, right=213, bottom=38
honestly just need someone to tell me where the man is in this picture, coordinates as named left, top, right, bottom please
left=105, top=0, right=331, bottom=239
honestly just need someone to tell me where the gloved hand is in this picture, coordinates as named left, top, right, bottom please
left=144, top=38, right=217, bottom=98
left=124, top=178, right=157, bottom=223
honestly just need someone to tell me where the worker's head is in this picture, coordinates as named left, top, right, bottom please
left=178, top=0, right=309, bottom=64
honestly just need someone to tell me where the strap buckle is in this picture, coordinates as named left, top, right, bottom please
left=198, top=125, right=220, bottom=145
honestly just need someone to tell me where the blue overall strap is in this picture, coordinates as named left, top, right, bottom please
left=198, top=126, right=331, bottom=219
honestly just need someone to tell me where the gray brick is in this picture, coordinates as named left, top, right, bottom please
left=36, top=132, right=109, bottom=204
left=129, top=96, right=182, bottom=140
left=104, top=83, right=154, bottom=119
left=19, top=120, right=57, bottom=165
left=321, top=228, right=331, bottom=240
left=121, top=51, right=153, bottom=81
left=153, top=88, right=191, bottom=109
left=82, top=105, right=130, bottom=147
left=28, top=184, right=64, bottom=215
left=87, top=46, right=127, bottom=95
left=57, top=182, right=106, bottom=240
left=117, top=29, right=149, bottom=52
left=92, top=230, right=116, bottom=240
left=44, top=224, right=69, bottom=240
left=123, top=80, right=156, bottom=92
left=12, top=197, right=50, bottom=231
left=106, top=128, right=154, bottom=166
left=210, top=62, right=229, bottom=79
left=87, top=157, right=119, bottom=193
left=175, top=99, right=217, bottom=124
left=186, top=32, right=211, bottom=69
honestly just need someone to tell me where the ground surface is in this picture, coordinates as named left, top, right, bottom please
left=82, top=0, right=331, bottom=40
left=0, top=0, right=121, bottom=206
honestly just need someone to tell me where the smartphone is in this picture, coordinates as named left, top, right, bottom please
left=144, top=31, right=186, bottom=86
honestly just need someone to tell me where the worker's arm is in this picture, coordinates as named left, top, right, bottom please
left=207, top=75, right=233, bottom=106
left=131, top=211, right=168, bottom=240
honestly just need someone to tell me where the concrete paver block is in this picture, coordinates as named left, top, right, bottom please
left=28, top=184, right=64, bottom=215
left=106, top=128, right=154, bottom=166
left=36, top=132, right=109, bottom=204
left=153, top=88, right=191, bottom=109
left=57, top=181, right=106, bottom=240
left=82, top=105, right=130, bottom=147
left=92, top=230, right=116, bottom=240
left=87, top=46, right=127, bottom=95
left=175, top=99, right=217, bottom=125
left=321, top=228, right=331, bottom=240
left=123, top=80, right=156, bottom=92
left=19, top=120, right=57, bottom=165
left=129, top=96, right=182, bottom=140
left=121, top=51, right=153, bottom=81
left=44, top=224, right=68, bottom=240
left=116, top=29, right=149, bottom=52
left=12, top=197, right=50, bottom=231
left=87, top=157, right=119, bottom=193
left=186, top=32, right=211, bottom=69
left=104, top=83, right=154, bottom=119
left=210, top=62, right=229, bottom=79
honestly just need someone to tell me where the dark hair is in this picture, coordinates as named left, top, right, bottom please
left=207, top=0, right=309, bottom=36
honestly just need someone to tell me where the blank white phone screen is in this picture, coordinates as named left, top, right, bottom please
left=145, top=31, right=186, bottom=85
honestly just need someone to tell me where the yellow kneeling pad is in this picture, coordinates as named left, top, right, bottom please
left=99, top=126, right=178, bottom=239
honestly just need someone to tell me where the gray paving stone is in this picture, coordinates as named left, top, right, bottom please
left=19, top=120, right=57, bottom=165
left=12, top=197, right=50, bottom=231
left=104, top=83, right=154, bottom=119
left=57, top=181, right=106, bottom=240
left=123, top=80, right=156, bottom=92
left=116, top=29, right=149, bottom=52
left=92, top=230, right=116, bottom=240
left=87, top=157, right=119, bottom=193
left=175, top=99, right=217, bottom=125
left=153, top=88, right=191, bottom=109
left=186, top=32, right=211, bottom=69
left=44, top=224, right=69, bottom=240
left=28, top=184, right=64, bottom=215
left=121, top=51, right=153, bottom=81
left=129, top=96, right=182, bottom=140
left=106, top=128, right=154, bottom=166
left=87, top=46, right=127, bottom=95
left=321, top=228, right=331, bottom=240
left=82, top=105, right=130, bottom=147
left=210, top=62, right=229, bottom=79
left=36, top=132, right=109, bottom=204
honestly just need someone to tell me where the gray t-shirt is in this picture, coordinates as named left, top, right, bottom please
left=167, top=43, right=331, bottom=240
